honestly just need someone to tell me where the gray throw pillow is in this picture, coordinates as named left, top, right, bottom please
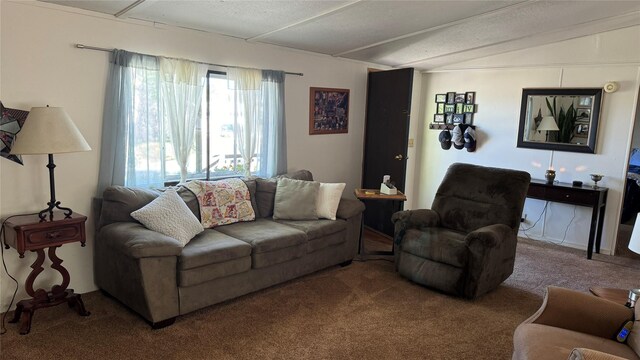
left=273, top=178, right=319, bottom=220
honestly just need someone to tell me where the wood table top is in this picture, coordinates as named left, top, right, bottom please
left=354, top=188, right=407, bottom=201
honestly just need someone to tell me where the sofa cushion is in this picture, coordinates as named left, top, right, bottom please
left=401, top=228, right=468, bottom=268
left=513, top=323, right=640, bottom=360
left=316, top=182, right=346, bottom=220
left=215, top=218, right=307, bottom=253
left=273, top=178, right=319, bottom=220
left=255, top=178, right=277, bottom=218
left=252, top=244, right=307, bottom=268
left=179, top=257, right=251, bottom=287
left=130, top=188, right=204, bottom=246
left=179, top=229, right=252, bottom=270
left=100, top=186, right=160, bottom=229
left=276, top=219, right=347, bottom=253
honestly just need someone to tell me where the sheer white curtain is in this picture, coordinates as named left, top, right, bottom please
left=227, top=68, right=263, bottom=176
left=98, top=49, right=165, bottom=193
left=159, top=58, right=208, bottom=182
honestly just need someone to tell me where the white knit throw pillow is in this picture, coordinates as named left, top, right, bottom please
left=131, top=188, right=204, bottom=246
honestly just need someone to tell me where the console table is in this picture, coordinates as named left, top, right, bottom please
left=527, top=179, right=608, bottom=259
left=3, top=212, right=90, bottom=334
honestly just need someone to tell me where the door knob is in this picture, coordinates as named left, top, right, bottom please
left=394, top=154, right=403, bottom=160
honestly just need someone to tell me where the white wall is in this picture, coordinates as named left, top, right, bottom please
left=0, top=1, right=379, bottom=309
left=416, top=26, right=640, bottom=254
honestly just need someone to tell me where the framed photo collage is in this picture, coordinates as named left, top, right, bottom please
left=433, top=91, right=476, bottom=125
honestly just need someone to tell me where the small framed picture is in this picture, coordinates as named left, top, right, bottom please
left=444, top=104, right=455, bottom=113
left=465, top=92, right=475, bottom=104
left=453, top=114, right=465, bottom=124
left=464, top=113, right=473, bottom=124
left=434, top=114, right=445, bottom=123
left=463, top=104, right=475, bottom=113
left=436, top=103, right=445, bottom=114
left=455, top=93, right=465, bottom=103
left=446, top=92, right=456, bottom=104
left=445, top=113, right=454, bottom=124
left=435, top=94, right=446, bottom=103
left=455, top=103, right=464, bottom=114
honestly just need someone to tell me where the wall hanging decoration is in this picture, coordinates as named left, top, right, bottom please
left=309, top=87, right=350, bottom=135
left=516, top=88, right=602, bottom=154
left=0, top=101, right=29, bottom=165
left=430, top=91, right=477, bottom=130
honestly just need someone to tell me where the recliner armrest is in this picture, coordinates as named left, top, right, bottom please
left=336, top=198, right=365, bottom=220
left=465, top=223, right=513, bottom=247
left=99, top=222, right=183, bottom=259
left=525, top=286, right=633, bottom=339
left=391, top=209, right=440, bottom=244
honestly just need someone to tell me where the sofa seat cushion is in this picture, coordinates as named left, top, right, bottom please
left=215, top=218, right=307, bottom=253
left=215, top=218, right=308, bottom=268
left=179, top=257, right=251, bottom=287
left=400, top=228, right=468, bottom=268
left=276, top=219, right=347, bottom=252
left=513, top=323, right=640, bottom=360
left=179, top=230, right=252, bottom=270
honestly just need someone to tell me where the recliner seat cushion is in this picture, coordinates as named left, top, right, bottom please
left=401, top=228, right=468, bottom=268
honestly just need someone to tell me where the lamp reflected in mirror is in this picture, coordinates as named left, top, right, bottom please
left=537, top=116, right=559, bottom=142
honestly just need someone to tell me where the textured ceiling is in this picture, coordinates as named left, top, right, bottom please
left=42, top=0, right=640, bottom=70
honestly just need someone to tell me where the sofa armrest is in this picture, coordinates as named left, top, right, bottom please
left=391, top=209, right=440, bottom=245
left=526, top=286, right=634, bottom=339
left=465, top=223, right=513, bottom=247
left=336, top=198, right=365, bottom=220
left=99, top=222, right=183, bottom=259
left=568, top=348, right=629, bottom=360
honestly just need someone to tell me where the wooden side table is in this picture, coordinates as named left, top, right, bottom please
left=3, top=212, right=90, bottom=334
left=354, top=189, right=407, bottom=260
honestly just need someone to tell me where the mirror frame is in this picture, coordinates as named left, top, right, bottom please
left=517, top=88, right=603, bottom=154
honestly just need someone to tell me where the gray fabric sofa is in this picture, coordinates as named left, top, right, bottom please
left=93, top=170, right=365, bottom=327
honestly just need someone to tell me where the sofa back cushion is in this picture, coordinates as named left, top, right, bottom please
left=99, top=185, right=199, bottom=230
left=432, top=163, right=530, bottom=233
left=254, top=170, right=314, bottom=218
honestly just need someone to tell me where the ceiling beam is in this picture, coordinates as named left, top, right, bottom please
left=332, top=0, right=533, bottom=57
left=115, top=0, right=158, bottom=18
left=246, top=0, right=364, bottom=42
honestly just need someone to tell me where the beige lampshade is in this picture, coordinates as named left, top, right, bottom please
left=629, top=213, right=640, bottom=255
left=537, top=116, right=559, bottom=131
left=10, top=107, right=91, bottom=155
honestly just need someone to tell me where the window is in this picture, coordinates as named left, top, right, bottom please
left=163, top=70, right=259, bottom=184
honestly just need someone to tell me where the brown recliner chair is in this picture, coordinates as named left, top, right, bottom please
left=391, top=162, right=530, bottom=298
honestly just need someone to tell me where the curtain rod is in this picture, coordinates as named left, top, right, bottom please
left=75, top=44, right=304, bottom=76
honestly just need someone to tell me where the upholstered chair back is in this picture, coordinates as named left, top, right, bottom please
left=431, top=163, right=531, bottom=234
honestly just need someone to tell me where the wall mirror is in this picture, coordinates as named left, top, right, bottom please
left=517, top=88, right=603, bottom=153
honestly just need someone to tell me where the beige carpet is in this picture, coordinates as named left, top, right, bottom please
left=1, top=238, right=638, bottom=360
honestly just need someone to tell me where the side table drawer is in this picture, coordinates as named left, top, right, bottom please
left=528, top=185, right=597, bottom=206
left=24, top=225, right=82, bottom=247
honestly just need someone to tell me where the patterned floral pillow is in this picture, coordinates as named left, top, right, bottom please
left=185, top=178, right=255, bottom=228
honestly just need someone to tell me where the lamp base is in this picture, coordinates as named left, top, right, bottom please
left=38, top=202, right=73, bottom=222
left=38, top=154, right=73, bottom=222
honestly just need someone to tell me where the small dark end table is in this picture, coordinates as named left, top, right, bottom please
left=354, top=189, right=407, bottom=260
left=3, top=212, right=90, bottom=334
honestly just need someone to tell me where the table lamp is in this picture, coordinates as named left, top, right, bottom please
left=627, top=212, right=640, bottom=307
left=10, top=106, right=91, bottom=221
left=537, top=116, right=559, bottom=142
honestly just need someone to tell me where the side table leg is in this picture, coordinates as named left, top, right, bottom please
left=68, top=292, right=90, bottom=316
left=18, top=309, right=33, bottom=335
left=8, top=303, right=24, bottom=323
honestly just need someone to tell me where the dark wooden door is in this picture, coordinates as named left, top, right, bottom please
left=362, top=68, right=414, bottom=237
